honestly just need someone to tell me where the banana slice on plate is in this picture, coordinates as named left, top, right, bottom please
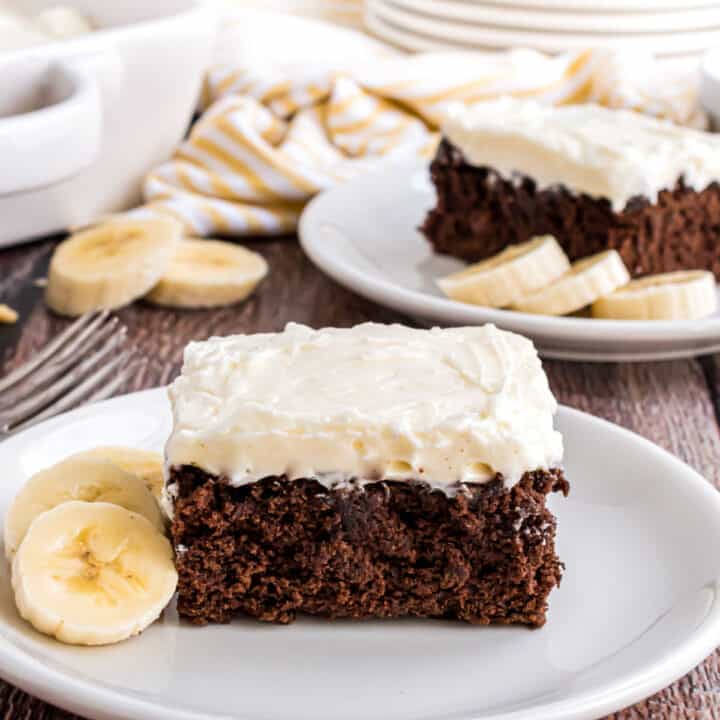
left=4, top=457, right=164, bottom=558
left=69, top=447, right=164, bottom=504
left=512, top=250, right=630, bottom=316
left=46, top=218, right=182, bottom=317
left=12, top=501, right=177, bottom=646
left=0, top=304, right=18, bottom=324
left=145, top=239, right=268, bottom=309
left=592, top=270, right=718, bottom=320
left=437, top=236, right=570, bottom=308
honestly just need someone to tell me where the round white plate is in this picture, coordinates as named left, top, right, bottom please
left=299, top=160, right=720, bottom=362
left=364, top=11, right=705, bottom=61
left=386, top=0, right=720, bottom=34
left=1, top=389, right=720, bottom=720
left=463, top=0, right=718, bottom=10
left=367, top=0, right=720, bottom=55
left=366, top=10, right=461, bottom=52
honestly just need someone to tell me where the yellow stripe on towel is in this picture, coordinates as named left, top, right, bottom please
left=139, top=46, right=705, bottom=237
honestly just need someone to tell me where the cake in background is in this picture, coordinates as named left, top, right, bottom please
left=422, top=98, right=720, bottom=280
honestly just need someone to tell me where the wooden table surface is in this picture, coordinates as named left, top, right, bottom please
left=1, top=235, right=720, bottom=719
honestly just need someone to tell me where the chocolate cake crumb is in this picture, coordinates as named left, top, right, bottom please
left=422, top=139, right=720, bottom=279
left=170, top=466, right=569, bottom=627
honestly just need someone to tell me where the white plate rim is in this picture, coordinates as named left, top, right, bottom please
left=383, top=0, right=720, bottom=33
left=363, top=9, right=707, bottom=57
left=0, top=388, right=719, bottom=719
left=367, top=0, right=720, bottom=52
left=365, top=9, right=460, bottom=52
left=364, top=11, right=706, bottom=58
left=453, top=0, right=719, bottom=10
left=298, top=158, right=720, bottom=355
left=538, top=342, right=720, bottom=362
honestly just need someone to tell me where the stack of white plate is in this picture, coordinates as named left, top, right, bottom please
left=365, top=0, right=720, bottom=59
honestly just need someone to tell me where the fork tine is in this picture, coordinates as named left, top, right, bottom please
left=0, top=311, right=110, bottom=393
left=5, top=363, right=139, bottom=436
left=81, top=360, right=142, bottom=405
left=0, top=332, right=130, bottom=428
left=0, top=321, right=126, bottom=411
left=2, top=351, right=137, bottom=435
left=48, top=313, right=120, bottom=367
left=28, top=314, right=121, bottom=388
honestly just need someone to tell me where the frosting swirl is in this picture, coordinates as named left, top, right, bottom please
left=166, top=323, right=563, bottom=489
left=443, top=98, right=720, bottom=212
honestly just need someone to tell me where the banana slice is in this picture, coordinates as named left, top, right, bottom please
left=437, top=236, right=570, bottom=308
left=12, top=501, right=177, bottom=646
left=512, top=250, right=630, bottom=316
left=69, top=447, right=164, bottom=504
left=0, top=304, right=18, bottom=324
left=46, top=218, right=182, bottom=317
left=592, top=271, right=717, bottom=321
left=145, top=239, right=268, bottom=309
left=4, top=457, right=164, bottom=558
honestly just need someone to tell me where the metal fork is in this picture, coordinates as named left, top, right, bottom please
left=0, top=311, right=139, bottom=437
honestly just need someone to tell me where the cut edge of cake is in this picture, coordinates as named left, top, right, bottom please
left=170, top=468, right=569, bottom=627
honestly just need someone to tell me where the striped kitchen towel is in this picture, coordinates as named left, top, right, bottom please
left=134, top=11, right=705, bottom=237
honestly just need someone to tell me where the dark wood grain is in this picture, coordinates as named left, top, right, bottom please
left=700, top=355, right=720, bottom=432
left=1, top=236, right=719, bottom=720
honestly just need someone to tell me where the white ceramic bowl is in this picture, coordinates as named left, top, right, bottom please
left=0, top=0, right=216, bottom=248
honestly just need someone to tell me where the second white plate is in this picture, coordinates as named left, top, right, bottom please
left=367, top=0, right=720, bottom=55
left=1, top=389, right=720, bottom=719
left=384, top=0, right=720, bottom=34
left=299, top=160, right=720, bottom=362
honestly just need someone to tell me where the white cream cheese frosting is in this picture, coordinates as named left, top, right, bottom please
left=443, top=98, right=720, bottom=212
left=165, top=322, right=563, bottom=491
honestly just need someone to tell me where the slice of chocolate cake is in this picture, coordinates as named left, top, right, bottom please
left=164, top=323, right=568, bottom=627
left=422, top=99, right=720, bottom=279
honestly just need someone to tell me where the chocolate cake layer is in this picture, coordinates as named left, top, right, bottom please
left=422, top=139, right=720, bottom=279
left=170, top=466, right=569, bottom=627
